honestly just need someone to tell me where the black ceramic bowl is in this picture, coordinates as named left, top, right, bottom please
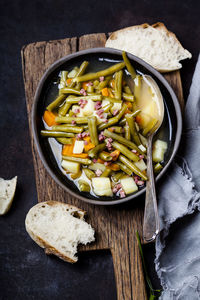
left=32, top=48, right=182, bottom=205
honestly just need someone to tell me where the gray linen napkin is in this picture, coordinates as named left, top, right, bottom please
left=155, top=54, right=200, bottom=299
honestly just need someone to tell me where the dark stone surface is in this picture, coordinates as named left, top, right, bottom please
left=0, top=0, right=199, bottom=299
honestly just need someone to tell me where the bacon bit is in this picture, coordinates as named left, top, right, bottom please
left=95, top=169, right=103, bottom=177
left=99, top=132, right=106, bottom=142
left=71, top=120, right=76, bottom=125
left=95, top=101, right=102, bottom=110
left=108, top=138, right=113, bottom=143
left=112, top=109, right=119, bottom=116
left=82, top=131, right=89, bottom=138
left=96, top=109, right=104, bottom=116
left=84, top=140, right=88, bottom=145
left=112, top=183, right=122, bottom=194
left=132, top=149, right=137, bottom=153
left=78, top=99, right=88, bottom=108
left=134, top=176, right=140, bottom=183
left=139, top=154, right=144, bottom=159
left=99, top=76, right=104, bottom=82
left=137, top=180, right=145, bottom=186
left=86, top=82, right=93, bottom=86
left=104, top=162, right=109, bottom=166
left=76, top=133, right=82, bottom=140
left=80, top=88, right=87, bottom=96
left=119, top=189, right=126, bottom=198
left=93, top=158, right=97, bottom=163
left=74, top=108, right=80, bottom=114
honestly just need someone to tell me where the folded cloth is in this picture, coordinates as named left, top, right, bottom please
left=155, top=54, right=200, bottom=299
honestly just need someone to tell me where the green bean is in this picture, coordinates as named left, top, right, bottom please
left=116, top=162, right=132, bottom=176
left=123, top=85, right=132, bottom=94
left=46, top=94, right=66, bottom=111
left=122, top=51, right=136, bottom=79
left=125, top=114, right=141, bottom=146
left=114, top=70, right=123, bottom=100
left=99, top=151, right=113, bottom=161
left=88, top=116, right=99, bottom=146
left=98, top=104, right=127, bottom=131
left=108, top=126, right=123, bottom=133
left=103, top=97, right=122, bottom=103
left=84, top=168, right=95, bottom=180
left=93, top=80, right=100, bottom=87
left=56, top=138, right=73, bottom=144
left=154, top=162, right=163, bottom=174
left=124, top=125, right=131, bottom=140
left=55, top=116, right=88, bottom=124
left=112, top=171, right=124, bottom=182
left=112, top=141, right=139, bottom=162
left=88, top=143, right=106, bottom=158
left=73, top=62, right=125, bottom=83
left=103, top=129, right=146, bottom=156
left=68, top=66, right=79, bottom=78
left=119, top=110, right=141, bottom=126
left=66, top=95, right=102, bottom=104
left=100, top=168, right=112, bottom=177
left=78, top=180, right=90, bottom=192
left=59, top=88, right=81, bottom=95
left=41, top=130, right=75, bottom=137
left=122, top=93, right=134, bottom=102
left=59, top=71, right=68, bottom=89
left=58, top=102, right=71, bottom=116
left=134, top=75, right=142, bottom=101
left=69, top=61, right=89, bottom=88
left=52, top=125, right=83, bottom=133
left=87, top=85, right=94, bottom=93
left=62, top=156, right=92, bottom=165
left=103, top=103, right=113, bottom=113
left=119, top=155, right=148, bottom=181
left=97, top=76, right=112, bottom=90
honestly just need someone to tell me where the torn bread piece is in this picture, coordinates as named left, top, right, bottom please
left=0, top=176, right=17, bottom=215
left=105, top=22, right=192, bottom=72
left=25, top=201, right=95, bottom=263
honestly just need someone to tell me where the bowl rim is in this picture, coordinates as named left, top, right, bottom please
left=32, top=47, right=182, bottom=206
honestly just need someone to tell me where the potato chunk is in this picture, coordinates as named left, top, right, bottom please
left=92, top=177, right=113, bottom=196
left=120, top=177, right=138, bottom=194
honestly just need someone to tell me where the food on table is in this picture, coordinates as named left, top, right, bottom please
left=0, top=176, right=17, bottom=215
left=41, top=52, right=168, bottom=199
left=105, top=22, right=192, bottom=72
left=25, top=201, right=95, bottom=263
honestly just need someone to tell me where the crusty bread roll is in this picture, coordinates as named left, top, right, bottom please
left=0, top=176, right=17, bottom=215
left=25, top=201, right=95, bottom=263
left=105, top=22, right=192, bottom=72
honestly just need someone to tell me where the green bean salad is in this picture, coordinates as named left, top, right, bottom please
left=41, top=52, right=167, bottom=198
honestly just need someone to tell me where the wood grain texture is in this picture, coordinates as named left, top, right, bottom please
left=21, top=33, right=183, bottom=300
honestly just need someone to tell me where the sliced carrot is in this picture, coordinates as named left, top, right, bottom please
left=82, top=82, right=88, bottom=90
left=71, top=153, right=89, bottom=158
left=107, top=163, right=120, bottom=171
left=125, top=101, right=132, bottom=110
left=97, top=158, right=105, bottom=164
left=136, top=115, right=142, bottom=125
left=101, top=87, right=109, bottom=97
left=123, top=109, right=132, bottom=116
left=66, top=78, right=72, bottom=85
left=43, top=110, right=57, bottom=127
left=83, top=136, right=95, bottom=152
left=110, top=150, right=120, bottom=161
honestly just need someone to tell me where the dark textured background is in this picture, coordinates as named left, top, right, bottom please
left=0, top=0, right=200, bottom=299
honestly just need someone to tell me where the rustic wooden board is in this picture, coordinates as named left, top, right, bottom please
left=21, top=33, right=184, bottom=300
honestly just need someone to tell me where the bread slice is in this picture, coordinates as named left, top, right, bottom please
left=105, top=22, right=192, bottom=72
left=25, top=201, right=95, bottom=263
left=0, top=176, right=17, bottom=215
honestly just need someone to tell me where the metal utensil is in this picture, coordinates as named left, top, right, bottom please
left=127, top=74, right=164, bottom=242
left=142, top=75, right=164, bottom=242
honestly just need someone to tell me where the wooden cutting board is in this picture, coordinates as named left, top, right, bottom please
left=21, top=33, right=184, bottom=300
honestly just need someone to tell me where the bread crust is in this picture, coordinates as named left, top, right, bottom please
left=25, top=201, right=89, bottom=263
left=106, top=22, right=192, bottom=72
